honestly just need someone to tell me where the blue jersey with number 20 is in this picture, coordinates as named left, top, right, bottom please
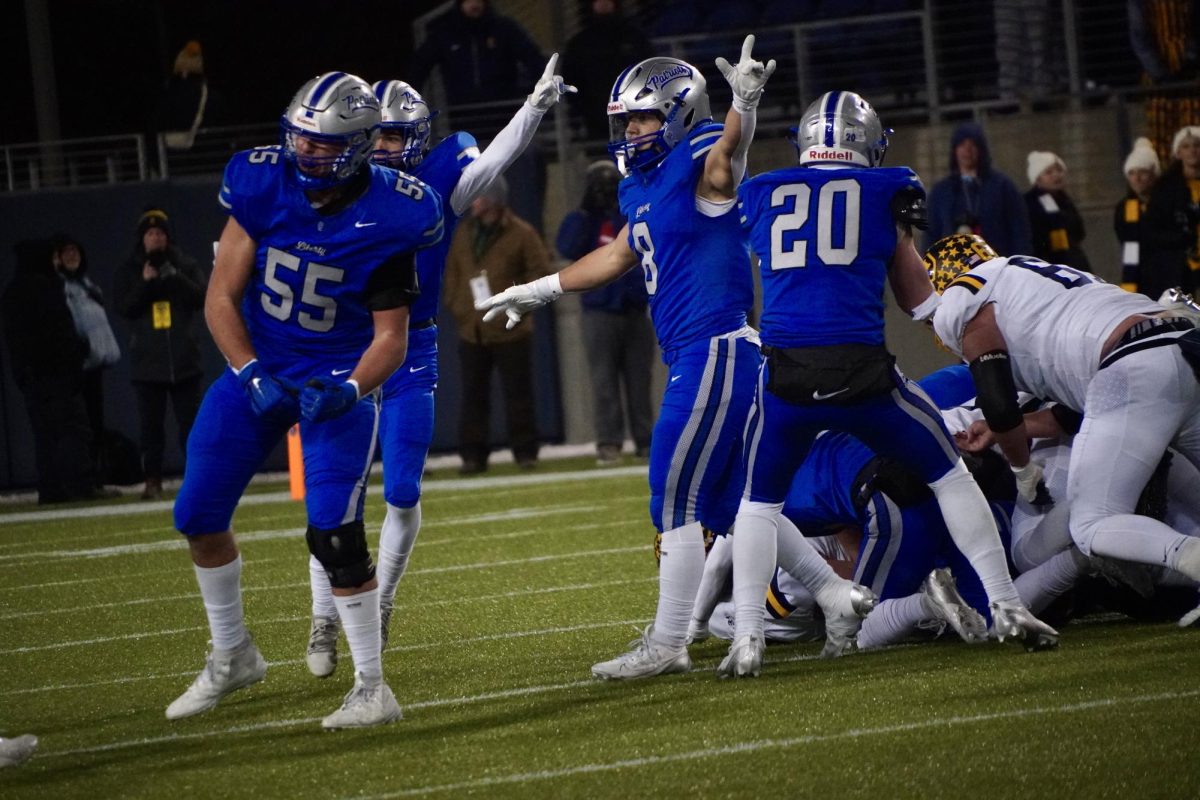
left=738, top=166, right=923, bottom=348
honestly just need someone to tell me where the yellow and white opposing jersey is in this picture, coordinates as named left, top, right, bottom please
left=932, top=255, right=1162, bottom=412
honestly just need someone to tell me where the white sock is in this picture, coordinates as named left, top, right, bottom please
left=378, top=502, right=421, bottom=606
left=1014, top=547, right=1089, bottom=614
left=856, top=593, right=926, bottom=650
left=652, top=522, right=706, bottom=648
left=731, top=501, right=781, bottom=641
left=930, top=460, right=1020, bottom=605
left=334, top=588, right=383, bottom=683
left=194, top=555, right=248, bottom=652
left=776, top=514, right=841, bottom=605
left=1085, top=519, right=1200, bottom=583
left=690, top=534, right=733, bottom=628
left=309, top=555, right=337, bottom=619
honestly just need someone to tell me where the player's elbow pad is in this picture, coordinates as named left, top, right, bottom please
left=969, top=350, right=1023, bottom=434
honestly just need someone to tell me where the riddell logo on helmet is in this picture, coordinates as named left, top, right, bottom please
left=807, top=149, right=854, bottom=161
left=607, top=101, right=627, bottom=114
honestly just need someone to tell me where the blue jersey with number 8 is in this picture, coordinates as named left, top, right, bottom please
left=618, top=123, right=753, bottom=356
left=218, top=145, right=443, bottom=374
left=738, top=166, right=923, bottom=348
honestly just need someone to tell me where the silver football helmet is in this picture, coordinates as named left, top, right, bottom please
left=606, top=57, right=712, bottom=176
left=371, top=80, right=437, bottom=170
left=790, top=91, right=890, bottom=168
left=280, top=71, right=381, bottom=190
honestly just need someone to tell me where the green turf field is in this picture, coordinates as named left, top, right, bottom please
left=2, top=460, right=1198, bottom=798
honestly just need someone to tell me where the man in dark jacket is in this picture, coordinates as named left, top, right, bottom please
left=1142, top=125, right=1200, bottom=298
left=408, top=0, right=546, bottom=139
left=926, top=122, right=1032, bottom=256
left=1, top=239, right=97, bottom=503
left=561, top=0, right=653, bottom=145
left=113, top=208, right=208, bottom=499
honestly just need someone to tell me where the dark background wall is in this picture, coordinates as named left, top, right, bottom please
left=0, top=177, right=563, bottom=489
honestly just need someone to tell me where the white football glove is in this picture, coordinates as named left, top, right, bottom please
left=714, top=34, right=777, bottom=113
left=1012, top=460, right=1053, bottom=508
left=527, top=53, right=578, bottom=113
left=476, top=274, right=563, bottom=330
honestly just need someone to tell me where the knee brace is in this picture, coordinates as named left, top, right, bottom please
left=306, top=520, right=375, bottom=589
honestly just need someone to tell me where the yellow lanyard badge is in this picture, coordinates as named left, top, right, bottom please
left=152, top=301, right=172, bottom=330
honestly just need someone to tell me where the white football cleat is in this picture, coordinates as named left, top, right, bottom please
left=166, top=636, right=267, bottom=720
left=920, top=568, right=988, bottom=643
left=990, top=601, right=1059, bottom=651
left=591, top=625, right=691, bottom=680
left=306, top=615, right=340, bottom=678
left=0, top=735, right=38, bottom=768
left=321, top=672, right=402, bottom=730
left=1178, top=600, right=1200, bottom=628
left=819, top=581, right=878, bottom=659
left=684, top=617, right=710, bottom=645
left=716, top=634, right=764, bottom=678
left=380, top=600, right=394, bottom=649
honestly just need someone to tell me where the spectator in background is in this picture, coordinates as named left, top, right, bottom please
left=926, top=122, right=1032, bottom=255
left=52, top=233, right=122, bottom=490
left=113, top=208, right=207, bottom=500
left=442, top=177, right=551, bottom=473
left=1141, top=125, right=1200, bottom=299
left=994, top=0, right=1062, bottom=109
left=157, top=40, right=211, bottom=151
left=556, top=160, right=654, bottom=466
left=1129, top=0, right=1198, bottom=164
left=409, top=0, right=546, bottom=139
left=1024, top=151, right=1091, bottom=271
left=1, top=240, right=97, bottom=503
left=408, top=0, right=548, bottom=231
left=561, top=0, right=653, bottom=147
left=1114, top=136, right=1162, bottom=293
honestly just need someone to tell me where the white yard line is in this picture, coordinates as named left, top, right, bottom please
left=0, top=467, right=648, bottom=526
left=35, top=673, right=1196, bottom=766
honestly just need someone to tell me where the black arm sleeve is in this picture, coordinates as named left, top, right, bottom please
left=891, top=185, right=929, bottom=232
left=968, top=349, right=1023, bottom=433
left=365, top=251, right=419, bottom=311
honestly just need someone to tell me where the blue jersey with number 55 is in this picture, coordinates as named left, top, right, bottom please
left=218, top=146, right=443, bottom=372
left=738, top=166, right=923, bottom=348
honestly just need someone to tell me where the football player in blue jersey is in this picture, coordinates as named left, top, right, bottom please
left=302, top=56, right=574, bottom=676
left=720, top=91, right=1058, bottom=677
left=167, top=72, right=443, bottom=729
left=480, top=37, right=868, bottom=681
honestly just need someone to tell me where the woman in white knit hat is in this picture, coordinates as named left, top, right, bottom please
left=1142, top=126, right=1200, bottom=299
left=1023, top=150, right=1091, bottom=271
left=1113, top=136, right=1161, bottom=294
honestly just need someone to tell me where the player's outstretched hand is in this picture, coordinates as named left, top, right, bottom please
left=299, top=378, right=359, bottom=423
left=476, top=274, right=563, bottom=331
left=715, top=34, right=777, bottom=112
left=237, top=360, right=300, bottom=424
left=527, top=53, right=577, bottom=112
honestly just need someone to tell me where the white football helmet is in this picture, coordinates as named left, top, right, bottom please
left=372, top=80, right=437, bottom=170
left=280, top=71, right=381, bottom=190
left=606, top=57, right=712, bottom=176
left=790, top=90, right=890, bottom=168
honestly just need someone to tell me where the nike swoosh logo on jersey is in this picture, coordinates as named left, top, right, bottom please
left=669, top=375, right=682, bottom=383
left=409, top=365, right=428, bottom=373
left=332, top=368, right=352, bottom=376
left=354, top=221, right=377, bottom=228
left=812, top=387, right=850, bottom=400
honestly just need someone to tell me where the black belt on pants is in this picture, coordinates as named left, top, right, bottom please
left=409, top=318, right=436, bottom=331
left=1100, top=317, right=1195, bottom=370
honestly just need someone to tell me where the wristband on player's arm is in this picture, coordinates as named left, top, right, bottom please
left=968, top=349, right=1023, bottom=433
